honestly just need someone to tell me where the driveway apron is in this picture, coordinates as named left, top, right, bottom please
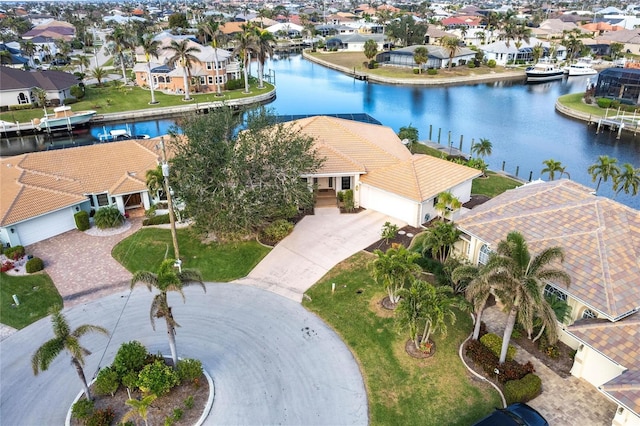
left=235, top=208, right=406, bottom=301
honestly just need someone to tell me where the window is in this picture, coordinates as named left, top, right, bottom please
left=208, top=76, right=214, bottom=84
left=582, top=309, right=597, bottom=319
left=341, top=176, right=351, bottom=190
left=87, top=195, right=95, bottom=207
left=96, top=193, right=109, bottom=207
left=433, top=196, right=439, bottom=207
left=329, top=177, right=333, bottom=188
left=313, top=177, right=318, bottom=185
left=206, top=62, right=213, bottom=70
left=216, top=75, right=225, bottom=84
left=199, top=76, right=206, bottom=85
left=478, top=244, right=490, bottom=265
left=544, top=284, right=568, bottom=302
left=17, top=93, right=29, bottom=105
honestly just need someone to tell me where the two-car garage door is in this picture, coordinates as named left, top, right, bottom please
left=16, top=207, right=76, bottom=246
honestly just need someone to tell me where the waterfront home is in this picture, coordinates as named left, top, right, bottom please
left=21, top=19, right=75, bottom=42
left=375, top=45, right=477, bottom=70
left=325, top=33, right=386, bottom=51
left=132, top=35, right=240, bottom=95
left=291, top=115, right=481, bottom=227
left=0, top=139, right=160, bottom=248
left=454, top=179, right=640, bottom=426
left=482, top=38, right=566, bottom=65
left=595, top=28, right=640, bottom=55
left=0, top=67, right=80, bottom=109
left=593, top=68, right=640, bottom=105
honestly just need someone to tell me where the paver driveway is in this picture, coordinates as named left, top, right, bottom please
left=0, top=285, right=368, bottom=425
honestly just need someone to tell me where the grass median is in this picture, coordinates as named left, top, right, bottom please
left=303, top=252, right=501, bottom=425
left=0, top=273, right=62, bottom=329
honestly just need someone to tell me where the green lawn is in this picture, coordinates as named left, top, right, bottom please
left=303, top=252, right=501, bottom=426
left=472, top=171, right=522, bottom=198
left=112, top=228, right=270, bottom=281
left=0, top=273, right=62, bottom=329
left=0, top=81, right=275, bottom=123
left=411, top=142, right=447, bottom=158
left=557, top=93, right=605, bottom=117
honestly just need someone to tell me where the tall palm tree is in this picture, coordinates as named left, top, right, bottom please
left=106, top=25, right=134, bottom=84
left=541, top=158, right=565, bottom=181
left=471, top=138, right=492, bottom=158
left=613, top=163, right=640, bottom=197
left=486, top=231, right=570, bottom=363
left=588, top=155, right=620, bottom=193
left=371, top=245, right=421, bottom=305
left=234, top=23, right=258, bottom=94
left=74, top=54, right=90, bottom=73
left=253, top=27, right=275, bottom=89
left=139, top=33, right=161, bottom=104
left=200, top=18, right=226, bottom=95
left=130, top=259, right=205, bottom=367
left=453, top=263, right=491, bottom=340
left=163, top=39, right=201, bottom=101
left=441, top=36, right=460, bottom=70
left=31, top=308, right=109, bottom=401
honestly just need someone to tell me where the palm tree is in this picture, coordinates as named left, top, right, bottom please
left=435, top=191, right=461, bottom=221
left=106, top=25, right=134, bottom=84
left=471, top=138, right=492, bottom=159
left=32, top=87, right=48, bottom=108
left=146, top=165, right=164, bottom=198
left=613, top=163, right=640, bottom=197
left=163, top=39, right=201, bottom=101
left=253, top=27, right=275, bottom=89
left=234, top=23, right=257, bottom=94
left=541, top=158, right=565, bottom=181
left=417, top=221, right=461, bottom=263
left=130, top=259, right=205, bottom=368
left=441, top=36, right=460, bottom=70
left=200, top=18, right=226, bottom=95
left=364, top=39, right=379, bottom=64
left=588, top=155, right=620, bottom=193
left=90, top=66, right=108, bottom=86
left=74, top=54, right=90, bottom=73
left=123, top=394, right=157, bottom=426
left=20, top=40, right=36, bottom=67
left=140, top=33, right=161, bottom=104
left=532, top=43, right=544, bottom=64
left=486, top=231, right=570, bottom=363
left=413, top=46, right=428, bottom=73
left=31, top=308, right=109, bottom=401
left=453, top=263, right=491, bottom=340
left=371, top=245, right=421, bottom=305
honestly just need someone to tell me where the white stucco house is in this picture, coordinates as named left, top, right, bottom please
left=0, top=139, right=160, bottom=247
left=454, top=179, right=640, bottom=426
left=482, top=38, right=567, bottom=65
left=291, top=116, right=481, bottom=227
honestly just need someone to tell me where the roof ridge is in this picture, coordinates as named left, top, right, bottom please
left=326, top=116, right=403, bottom=161
left=21, top=182, right=82, bottom=199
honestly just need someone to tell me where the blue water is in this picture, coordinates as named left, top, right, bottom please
left=3, top=53, right=640, bottom=208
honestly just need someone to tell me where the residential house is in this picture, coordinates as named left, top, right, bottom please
left=325, top=33, right=386, bottom=51
left=21, top=19, right=75, bottom=42
left=454, top=179, right=640, bottom=426
left=0, top=67, right=80, bottom=108
left=482, top=38, right=566, bottom=65
left=0, top=139, right=161, bottom=247
left=132, top=35, right=240, bottom=95
left=291, top=116, right=481, bottom=227
left=266, top=22, right=304, bottom=38
left=596, top=29, right=640, bottom=55
left=593, top=68, right=640, bottom=105
left=0, top=43, right=28, bottom=69
left=375, top=45, right=477, bottom=70
left=533, top=18, right=582, bottom=40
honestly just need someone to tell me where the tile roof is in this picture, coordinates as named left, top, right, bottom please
left=456, top=179, right=640, bottom=320
left=362, top=154, right=481, bottom=202
left=1, top=139, right=161, bottom=226
left=0, top=67, right=81, bottom=91
left=601, top=369, right=640, bottom=415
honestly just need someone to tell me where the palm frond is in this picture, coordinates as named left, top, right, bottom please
left=31, top=338, right=64, bottom=374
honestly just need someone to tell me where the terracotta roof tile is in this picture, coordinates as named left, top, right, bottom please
left=456, top=180, right=640, bottom=319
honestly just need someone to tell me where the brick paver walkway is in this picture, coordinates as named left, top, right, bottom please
left=482, top=305, right=617, bottom=425
left=28, top=218, right=143, bottom=307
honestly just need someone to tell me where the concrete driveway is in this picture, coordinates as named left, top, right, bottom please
left=236, top=208, right=405, bottom=301
left=0, top=284, right=367, bottom=425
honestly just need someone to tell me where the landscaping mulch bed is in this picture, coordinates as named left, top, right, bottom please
left=405, top=338, right=436, bottom=359
left=512, top=335, right=574, bottom=378
left=364, top=225, right=423, bottom=253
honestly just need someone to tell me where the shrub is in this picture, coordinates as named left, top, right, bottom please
left=71, top=399, right=94, bottom=421
left=86, top=406, right=115, bottom=426
left=4, top=245, right=25, bottom=260
left=225, top=78, right=245, bottom=90
left=95, top=366, right=120, bottom=396
left=142, top=213, right=171, bottom=226
left=413, top=68, right=420, bottom=74
left=25, top=257, right=44, bottom=273
left=184, top=395, right=194, bottom=409
left=172, top=408, right=184, bottom=420
left=381, top=221, right=399, bottom=243
left=480, top=333, right=516, bottom=361
left=467, top=62, right=476, bottom=68
left=70, top=84, right=85, bottom=99
left=504, top=373, right=542, bottom=405
left=343, top=189, right=355, bottom=212
left=113, top=341, right=148, bottom=378
left=1, top=261, right=14, bottom=273
left=427, top=68, right=438, bottom=75
left=259, top=219, right=294, bottom=245
left=93, top=206, right=125, bottom=229
left=64, top=97, right=78, bottom=105
left=74, top=210, right=90, bottom=231
left=137, top=359, right=179, bottom=396
left=337, top=191, right=344, bottom=202
left=487, top=59, right=496, bottom=68
left=597, top=98, right=613, bottom=108
left=177, top=358, right=203, bottom=384
left=465, top=340, right=534, bottom=383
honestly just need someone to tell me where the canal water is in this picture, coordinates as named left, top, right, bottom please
left=3, top=53, right=640, bottom=208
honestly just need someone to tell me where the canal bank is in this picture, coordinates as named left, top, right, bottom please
left=302, top=50, right=526, bottom=86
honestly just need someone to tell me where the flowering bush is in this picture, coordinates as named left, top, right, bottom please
left=1, top=261, right=14, bottom=273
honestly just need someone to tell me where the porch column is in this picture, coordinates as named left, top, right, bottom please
left=353, top=174, right=361, bottom=208
left=142, top=192, right=151, bottom=210
left=115, top=196, right=125, bottom=214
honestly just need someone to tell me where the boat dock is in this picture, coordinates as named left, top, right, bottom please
left=588, top=108, right=640, bottom=139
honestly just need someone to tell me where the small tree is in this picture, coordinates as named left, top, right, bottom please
left=371, top=245, right=421, bottom=304
left=363, top=39, right=378, bottom=64
left=32, top=308, right=109, bottom=401
left=398, top=125, right=419, bottom=148
left=381, top=221, right=399, bottom=244
left=123, top=394, right=157, bottom=426
left=413, top=46, right=429, bottom=73
left=434, top=191, right=462, bottom=221
left=418, top=221, right=461, bottom=263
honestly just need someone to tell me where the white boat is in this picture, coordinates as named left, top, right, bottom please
left=36, top=106, right=97, bottom=131
left=98, top=126, right=150, bottom=142
left=564, top=58, right=598, bottom=76
left=525, top=60, right=564, bottom=82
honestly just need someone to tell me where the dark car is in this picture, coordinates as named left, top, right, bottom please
left=473, top=403, right=549, bottom=426
left=51, top=58, right=70, bottom=66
